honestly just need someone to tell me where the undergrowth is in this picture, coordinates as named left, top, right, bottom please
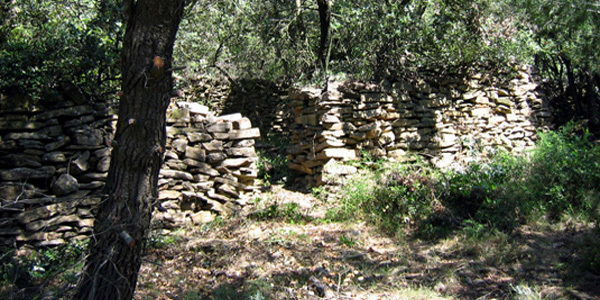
left=256, top=133, right=291, bottom=187
left=324, top=121, right=600, bottom=239
left=0, top=239, right=87, bottom=299
left=251, top=202, right=312, bottom=225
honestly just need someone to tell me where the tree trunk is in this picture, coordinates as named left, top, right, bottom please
left=316, top=0, right=331, bottom=73
left=587, top=74, right=600, bottom=130
left=74, top=1, right=185, bottom=299
left=291, top=0, right=307, bottom=46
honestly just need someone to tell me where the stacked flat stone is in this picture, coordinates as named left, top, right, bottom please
left=183, top=76, right=231, bottom=114
left=288, top=67, right=552, bottom=186
left=184, top=76, right=291, bottom=136
left=0, top=93, right=115, bottom=247
left=155, top=101, right=260, bottom=226
left=0, top=92, right=261, bottom=246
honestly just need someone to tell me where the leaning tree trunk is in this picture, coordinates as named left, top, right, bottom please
left=74, top=1, right=185, bottom=300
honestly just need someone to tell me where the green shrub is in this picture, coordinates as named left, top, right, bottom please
left=339, top=235, right=358, bottom=248
left=442, top=151, right=528, bottom=231
left=365, top=167, right=439, bottom=235
left=325, top=175, right=374, bottom=222
left=252, top=202, right=310, bottom=224
left=327, top=122, right=600, bottom=239
left=526, top=122, right=600, bottom=220
left=325, top=160, right=442, bottom=236
left=440, top=124, right=600, bottom=229
left=147, top=231, right=183, bottom=249
left=461, top=219, right=488, bottom=240
left=26, top=240, right=87, bottom=280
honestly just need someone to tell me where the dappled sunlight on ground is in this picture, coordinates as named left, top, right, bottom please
left=132, top=185, right=600, bottom=300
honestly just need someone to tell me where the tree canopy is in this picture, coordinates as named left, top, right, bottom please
left=0, top=0, right=123, bottom=103
left=2, top=0, right=599, bottom=91
left=173, top=0, right=539, bottom=81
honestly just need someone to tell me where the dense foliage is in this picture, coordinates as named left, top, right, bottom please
left=513, top=0, right=600, bottom=126
left=175, top=0, right=537, bottom=81
left=0, top=0, right=123, bottom=103
left=174, top=1, right=317, bottom=81
left=172, top=0, right=599, bottom=126
left=2, top=0, right=599, bottom=117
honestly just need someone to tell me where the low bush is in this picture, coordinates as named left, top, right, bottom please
left=441, top=151, right=528, bottom=232
left=329, top=122, right=600, bottom=238
left=526, top=122, right=600, bottom=221
left=364, top=164, right=440, bottom=236
left=324, top=178, right=372, bottom=222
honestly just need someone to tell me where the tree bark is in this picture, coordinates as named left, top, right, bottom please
left=291, top=0, right=306, bottom=46
left=316, top=0, right=331, bottom=73
left=74, top=1, right=185, bottom=299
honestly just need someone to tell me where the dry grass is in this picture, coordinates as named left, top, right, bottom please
left=3, top=185, right=598, bottom=300
left=133, top=185, right=600, bottom=300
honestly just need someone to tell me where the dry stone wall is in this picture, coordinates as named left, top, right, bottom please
left=0, top=67, right=551, bottom=247
left=288, top=68, right=553, bottom=186
left=183, top=76, right=291, bottom=136
left=142, top=101, right=260, bottom=227
left=0, top=97, right=115, bottom=247
left=0, top=95, right=261, bottom=247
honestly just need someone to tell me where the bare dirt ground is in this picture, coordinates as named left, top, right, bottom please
left=134, top=185, right=600, bottom=300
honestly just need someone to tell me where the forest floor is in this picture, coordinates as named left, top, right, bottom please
left=134, top=184, right=600, bottom=300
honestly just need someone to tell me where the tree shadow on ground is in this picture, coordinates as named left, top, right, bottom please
left=14, top=188, right=599, bottom=300
left=132, top=202, right=600, bottom=300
